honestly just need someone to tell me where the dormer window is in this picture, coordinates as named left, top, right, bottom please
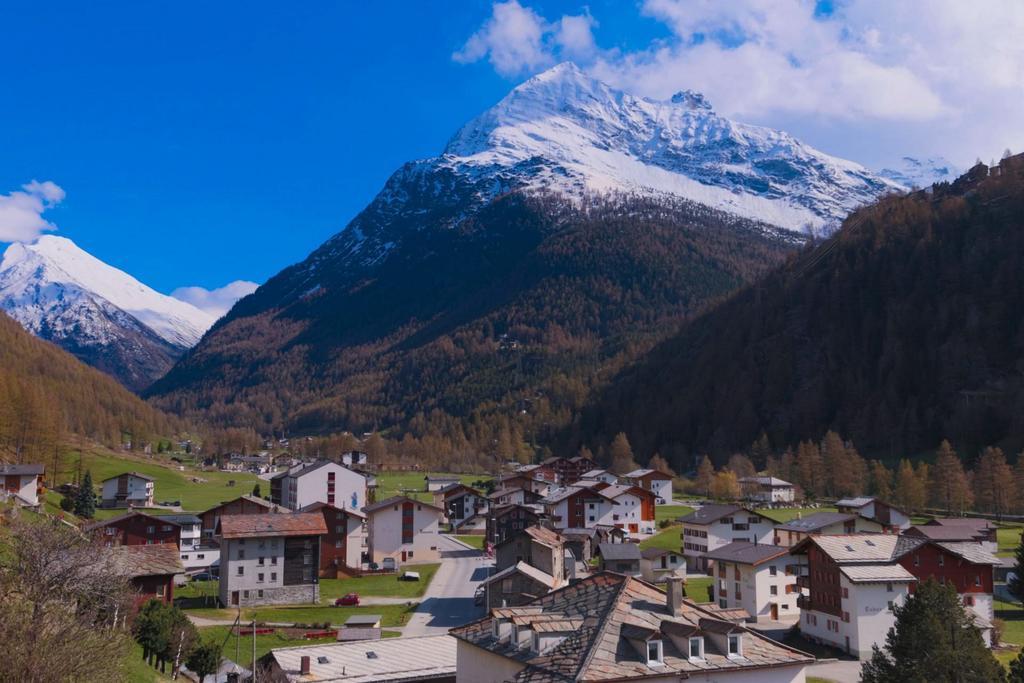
left=728, top=633, right=742, bottom=657
left=646, top=640, right=664, bottom=666
left=688, top=636, right=704, bottom=660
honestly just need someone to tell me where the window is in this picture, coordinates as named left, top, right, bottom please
left=887, top=601, right=895, bottom=610
left=258, top=557, right=265, bottom=566
left=769, top=565, right=777, bottom=576
left=237, top=567, right=244, bottom=576
left=975, top=575, right=981, bottom=587
left=258, top=573, right=264, bottom=583
left=271, top=572, right=277, bottom=581
left=197, top=554, right=205, bottom=559
left=238, top=549, right=246, bottom=560
left=885, top=582, right=893, bottom=592
left=938, top=555, right=944, bottom=567
left=532, top=631, right=540, bottom=653
left=913, top=555, right=920, bottom=567
left=146, top=526, right=155, bottom=534
left=162, top=525, right=173, bottom=532
left=728, top=634, right=742, bottom=657
left=842, top=587, right=849, bottom=599
left=843, top=611, right=849, bottom=622
left=770, top=585, right=778, bottom=596
left=646, top=640, right=664, bottom=666
left=492, top=620, right=501, bottom=639
left=688, top=637, right=704, bottom=660
left=271, top=557, right=278, bottom=565
left=257, top=590, right=264, bottom=598
left=243, top=590, right=249, bottom=598
left=964, top=595, right=975, bottom=607
left=181, top=554, right=189, bottom=560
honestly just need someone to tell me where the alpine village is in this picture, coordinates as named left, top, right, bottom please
left=2, top=4, right=1024, bottom=683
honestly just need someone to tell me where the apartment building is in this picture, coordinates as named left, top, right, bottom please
left=706, top=542, right=799, bottom=623
left=677, top=504, right=776, bottom=572
left=100, top=471, right=155, bottom=508
left=272, top=460, right=368, bottom=513
left=624, top=468, right=674, bottom=504
left=364, top=496, right=443, bottom=565
left=299, top=501, right=366, bottom=575
left=773, top=511, right=884, bottom=548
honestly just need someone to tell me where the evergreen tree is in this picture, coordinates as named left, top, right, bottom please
left=894, top=460, right=926, bottom=513
left=1010, top=530, right=1024, bottom=604
left=974, top=447, right=1014, bottom=518
left=930, top=440, right=972, bottom=514
left=252, top=483, right=261, bottom=498
left=795, top=441, right=825, bottom=499
left=749, top=433, right=772, bottom=469
left=74, top=470, right=95, bottom=519
left=860, top=579, right=1005, bottom=683
left=186, top=641, right=222, bottom=683
left=870, top=460, right=893, bottom=500
left=1009, top=649, right=1024, bottom=683
left=608, top=433, right=638, bottom=474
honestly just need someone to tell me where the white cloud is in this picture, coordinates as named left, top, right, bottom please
left=0, top=180, right=66, bottom=243
left=171, top=280, right=259, bottom=318
left=453, top=0, right=598, bottom=76
left=457, top=0, right=1024, bottom=167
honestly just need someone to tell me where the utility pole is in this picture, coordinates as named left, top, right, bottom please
left=252, top=617, right=257, bottom=683
left=235, top=607, right=240, bottom=666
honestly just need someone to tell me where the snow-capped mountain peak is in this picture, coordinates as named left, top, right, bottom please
left=439, top=62, right=902, bottom=231
left=879, top=156, right=959, bottom=190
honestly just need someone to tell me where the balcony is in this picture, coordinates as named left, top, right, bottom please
left=796, top=576, right=810, bottom=589
left=786, top=563, right=807, bottom=576
left=797, top=595, right=811, bottom=610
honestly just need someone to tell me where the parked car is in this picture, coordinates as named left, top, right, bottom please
left=399, top=571, right=420, bottom=582
left=382, top=557, right=397, bottom=571
left=368, top=562, right=380, bottom=571
left=334, top=593, right=360, bottom=606
left=192, top=572, right=215, bottom=582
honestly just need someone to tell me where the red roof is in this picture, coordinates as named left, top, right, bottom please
left=219, top=512, right=327, bottom=539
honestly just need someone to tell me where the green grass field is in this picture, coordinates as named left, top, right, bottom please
left=685, top=576, right=713, bottom=603
left=197, top=625, right=338, bottom=670
left=656, top=504, right=693, bottom=523
left=318, top=564, right=440, bottom=601
left=184, top=602, right=415, bottom=628
left=374, top=471, right=487, bottom=503
left=455, top=535, right=486, bottom=549
left=640, top=525, right=682, bottom=552
left=996, top=596, right=1024, bottom=671
left=755, top=506, right=838, bottom=523
left=53, top=447, right=263, bottom=514
left=997, top=525, right=1023, bottom=557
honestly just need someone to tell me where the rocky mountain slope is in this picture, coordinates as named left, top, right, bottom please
left=0, top=236, right=214, bottom=391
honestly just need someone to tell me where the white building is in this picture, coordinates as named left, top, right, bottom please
left=773, top=511, right=884, bottom=548
left=790, top=535, right=916, bottom=658
left=624, top=469, right=674, bottom=504
left=161, top=514, right=220, bottom=572
left=100, top=471, right=155, bottom=508
left=640, top=547, right=686, bottom=584
left=834, top=497, right=911, bottom=531
left=678, top=504, right=776, bottom=573
left=451, top=574, right=813, bottom=683
left=264, top=634, right=456, bottom=682
left=739, top=476, right=796, bottom=504
left=272, top=460, right=367, bottom=513
left=579, top=469, right=620, bottom=485
left=363, top=496, right=442, bottom=565
left=706, top=542, right=798, bottom=623
left=600, top=484, right=657, bottom=535
left=217, top=513, right=327, bottom=607
left=0, top=463, right=44, bottom=507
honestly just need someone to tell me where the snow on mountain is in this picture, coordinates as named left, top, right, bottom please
left=441, top=62, right=903, bottom=231
left=878, top=156, right=959, bottom=190
left=0, top=235, right=214, bottom=346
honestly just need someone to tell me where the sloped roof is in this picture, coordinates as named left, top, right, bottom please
left=926, top=517, right=996, bottom=531
left=298, top=501, right=366, bottom=519
left=775, top=511, right=857, bottom=532
left=598, top=542, right=641, bottom=561
left=676, top=504, right=747, bottom=525
left=83, top=510, right=174, bottom=533
left=268, top=634, right=456, bottom=683
left=704, top=541, right=790, bottom=566
left=807, top=534, right=901, bottom=562
left=738, top=476, right=793, bottom=487
left=0, top=463, right=44, bottom=475
left=624, top=468, right=673, bottom=480
left=363, top=496, right=443, bottom=514
left=102, top=471, right=154, bottom=482
left=905, top=525, right=986, bottom=542
left=156, top=514, right=202, bottom=526
left=219, top=512, right=327, bottom=539
left=202, top=494, right=276, bottom=515
left=482, top=561, right=557, bottom=589
left=111, top=544, right=183, bottom=577
left=835, top=496, right=874, bottom=508
left=935, top=542, right=1001, bottom=565
left=450, top=573, right=813, bottom=681
left=840, top=564, right=916, bottom=583
left=640, top=547, right=679, bottom=560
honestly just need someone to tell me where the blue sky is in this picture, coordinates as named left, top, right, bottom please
left=2, top=1, right=1021, bottom=303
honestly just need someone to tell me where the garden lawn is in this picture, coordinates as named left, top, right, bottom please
left=197, top=625, right=337, bottom=670
left=455, top=535, right=486, bottom=549
left=656, top=505, right=693, bottom=524
left=997, top=525, right=1023, bottom=557
left=125, top=641, right=174, bottom=682
left=996, top=598, right=1024, bottom=646
left=756, top=506, right=838, bottom=523
left=318, top=564, right=440, bottom=601
left=374, top=471, right=487, bottom=503
left=639, top=526, right=682, bottom=552
left=184, top=603, right=414, bottom=628
left=56, top=448, right=263, bottom=513
left=685, top=576, right=713, bottom=603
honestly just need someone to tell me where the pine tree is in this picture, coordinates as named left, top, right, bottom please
left=609, top=433, right=638, bottom=474
left=795, top=441, right=825, bottom=499
left=726, top=453, right=755, bottom=480
left=870, top=460, right=893, bottom=500
left=186, top=641, right=222, bottom=683
left=974, top=447, right=1014, bottom=518
left=749, top=433, right=772, bottom=469
left=694, top=455, right=715, bottom=497
left=1010, top=649, right=1024, bottom=683
left=929, top=440, right=972, bottom=514
left=894, top=460, right=926, bottom=513
left=1010, top=530, right=1024, bottom=604
left=74, top=470, right=96, bottom=519
left=252, top=483, right=261, bottom=498
left=860, top=579, right=1005, bottom=683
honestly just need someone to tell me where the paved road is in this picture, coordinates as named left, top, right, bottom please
left=402, top=534, right=492, bottom=636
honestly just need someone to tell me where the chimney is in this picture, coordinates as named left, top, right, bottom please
left=666, top=575, right=685, bottom=617
left=300, top=656, right=311, bottom=675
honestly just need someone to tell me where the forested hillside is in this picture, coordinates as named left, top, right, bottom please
left=0, top=311, right=183, bottom=462
left=570, top=156, right=1024, bottom=465
left=148, top=193, right=797, bottom=464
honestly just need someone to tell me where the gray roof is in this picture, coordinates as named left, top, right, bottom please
left=935, top=542, right=1001, bottom=566
left=597, top=542, right=641, bottom=561
left=102, top=471, right=154, bottom=482
left=0, top=463, right=44, bottom=475
left=344, top=614, right=382, bottom=626
left=155, top=514, right=201, bottom=525
left=835, top=496, right=875, bottom=508
left=804, top=534, right=901, bottom=563
left=268, top=634, right=456, bottom=683
left=482, top=561, right=556, bottom=588
left=641, top=547, right=679, bottom=559
left=840, top=564, right=916, bottom=583
left=775, top=511, right=857, bottom=532
left=704, top=541, right=790, bottom=566
left=677, top=504, right=747, bottom=525
left=738, top=476, right=793, bottom=487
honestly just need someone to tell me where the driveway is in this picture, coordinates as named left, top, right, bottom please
left=402, top=534, right=491, bottom=636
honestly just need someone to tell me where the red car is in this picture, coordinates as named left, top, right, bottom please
left=335, top=593, right=360, bottom=606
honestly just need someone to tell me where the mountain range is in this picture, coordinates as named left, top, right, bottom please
left=144, top=63, right=921, bottom=448
left=0, top=236, right=214, bottom=391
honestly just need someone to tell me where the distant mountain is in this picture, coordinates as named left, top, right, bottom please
left=148, top=63, right=905, bottom=446
left=570, top=156, right=1024, bottom=463
left=879, top=156, right=959, bottom=190
left=0, top=236, right=214, bottom=391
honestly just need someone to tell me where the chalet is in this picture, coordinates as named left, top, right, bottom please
left=515, top=463, right=559, bottom=485
left=364, top=496, right=443, bottom=565
left=486, top=504, right=540, bottom=547
left=263, top=633, right=456, bottom=683
left=595, top=542, right=642, bottom=576
left=773, top=511, right=884, bottom=547
left=738, top=476, right=796, bottom=504
left=909, top=518, right=999, bottom=553
left=894, top=537, right=999, bottom=645
left=450, top=574, right=813, bottom=683
left=85, top=510, right=181, bottom=548
left=217, top=513, right=327, bottom=607
left=488, top=486, right=541, bottom=507
left=0, top=463, right=44, bottom=507
left=835, top=497, right=911, bottom=531
left=790, top=535, right=917, bottom=658
left=112, top=544, right=184, bottom=609
left=677, top=504, right=776, bottom=572
left=540, top=455, right=598, bottom=485
left=437, top=485, right=487, bottom=529
left=539, top=485, right=616, bottom=531
left=199, top=494, right=277, bottom=539
left=482, top=561, right=560, bottom=610
left=425, top=475, right=462, bottom=492
left=299, top=502, right=366, bottom=576
left=706, top=542, right=798, bottom=623
left=496, top=473, right=551, bottom=497
left=624, top=468, right=674, bottom=504
left=559, top=527, right=597, bottom=564
left=640, top=547, right=686, bottom=584
left=495, top=526, right=566, bottom=581
left=272, top=460, right=368, bottom=512
left=579, top=468, right=619, bottom=485
left=600, top=484, right=657, bottom=535
left=100, top=471, right=154, bottom=508
left=160, top=513, right=219, bottom=573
